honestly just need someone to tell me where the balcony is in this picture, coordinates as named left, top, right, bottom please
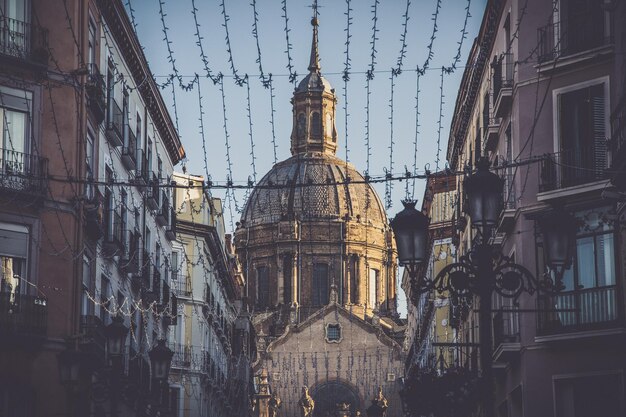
left=174, top=276, right=192, bottom=298
left=86, top=63, right=106, bottom=124
left=537, top=12, right=613, bottom=67
left=145, top=174, right=160, bottom=211
left=484, top=118, right=501, bottom=152
left=103, top=210, right=124, bottom=254
left=106, top=100, right=124, bottom=147
left=537, top=285, right=619, bottom=337
left=83, top=192, right=103, bottom=241
left=0, top=16, right=48, bottom=66
left=497, top=170, right=516, bottom=233
left=0, top=148, right=47, bottom=198
left=171, top=344, right=192, bottom=368
left=0, top=293, right=47, bottom=348
left=609, top=97, right=626, bottom=190
left=79, top=315, right=106, bottom=364
left=133, top=149, right=149, bottom=186
left=492, top=53, right=513, bottom=118
left=120, top=229, right=140, bottom=274
left=492, top=310, right=520, bottom=363
left=121, top=129, right=137, bottom=171
left=538, top=147, right=608, bottom=197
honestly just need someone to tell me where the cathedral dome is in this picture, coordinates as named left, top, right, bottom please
left=241, top=153, right=387, bottom=227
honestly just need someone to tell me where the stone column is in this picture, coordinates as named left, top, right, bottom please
left=357, top=255, right=365, bottom=306
left=277, top=252, right=284, bottom=305
left=344, top=255, right=351, bottom=304
left=292, top=253, right=299, bottom=305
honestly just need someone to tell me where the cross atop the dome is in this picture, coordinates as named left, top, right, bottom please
left=308, top=0, right=321, bottom=73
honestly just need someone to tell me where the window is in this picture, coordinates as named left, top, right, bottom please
left=99, top=275, right=110, bottom=323
left=257, top=266, right=269, bottom=308
left=106, top=59, right=115, bottom=124
left=297, top=113, right=306, bottom=138
left=558, top=83, right=606, bottom=187
left=82, top=255, right=93, bottom=316
left=311, top=112, right=321, bottom=136
left=85, top=129, right=95, bottom=199
left=1, top=89, right=31, bottom=177
left=136, top=113, right=142, bottom=149
left=147, top=138, right=153, bottom=173
left=538, top=206, right=617, bottom=332
left=122, top=88, right=129, bottom=144
left=87, top=17, right=97, bottom=65
left=0, top=223, right=28, bottom=299
left=171, top=251, right=179, bottom=281
left=368, top=268, right=379, bottom=309
left=326, top=323, right=341, bottom=343
left=554, top=373, right=622, bottom=417
left=559, top=0, right=607, bottom=56
left=120, top=190, right=127, bottom=233
left=312, top=263, right=329, bottom=306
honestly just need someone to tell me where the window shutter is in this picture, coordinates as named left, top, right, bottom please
left=591, top=86, right=606, bottom=177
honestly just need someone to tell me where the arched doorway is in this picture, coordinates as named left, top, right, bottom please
left=310, top=379, right=361, bottom=416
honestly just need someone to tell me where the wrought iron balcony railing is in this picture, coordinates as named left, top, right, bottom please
left=539, top=146, right=608, bottom=192
left=0, top=148, right=47, bottom=196
left=0, top=16, right=48, bottom=64
left=492, top=52, right=514, bottom=102
left=492, top=310, right=520, bottom=348
left=103, top=209, right=124, bottom=253
left=538, top=12, right=613, bottom=63
left=537, top=285, right=618, bottom=335
left=171, top=343, right=192, bottom=368
left=0, top=292, right=47, bottom=339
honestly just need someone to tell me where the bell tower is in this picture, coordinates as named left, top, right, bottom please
left=290, top=16, right=338, bottom=156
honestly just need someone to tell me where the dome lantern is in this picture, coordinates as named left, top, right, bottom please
left=291, top=16, right=338, bottom=156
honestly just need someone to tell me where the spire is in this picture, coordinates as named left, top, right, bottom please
left=308, top=11, right=320, bottom=73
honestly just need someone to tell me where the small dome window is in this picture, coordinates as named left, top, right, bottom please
left=297, top=113, right=307, bottom=138
left=311, top=112, right=321, bottom=136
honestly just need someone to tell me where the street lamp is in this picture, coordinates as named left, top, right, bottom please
left=149, top=339, right=173, bottom=381
left=392, top=158, right=575, bottom=417
left=105, top=314, right=129, bottom=359
left=389, top=200, right=430, bottom=270
left=463, top=158, right=504, bottom=237
left=58, top=348, right=83, bottom=386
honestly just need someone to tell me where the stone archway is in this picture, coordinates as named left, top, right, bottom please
left=310, top=379, right=361, bottom=416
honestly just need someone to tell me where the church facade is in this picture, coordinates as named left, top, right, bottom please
left=235, top=17, right=405, bottom=417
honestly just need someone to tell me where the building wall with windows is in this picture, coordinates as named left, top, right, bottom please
left=169, top=172, right=254, bottom=417
left=445, top=0, right=626, bottom=416
left=0, top=0, right=183, bottom=416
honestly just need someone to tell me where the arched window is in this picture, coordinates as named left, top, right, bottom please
left=312, top=263, right=329, bottom=306
left=311, top=112, right=321, bottom=136
left=297, top=113, right=307, bottom=138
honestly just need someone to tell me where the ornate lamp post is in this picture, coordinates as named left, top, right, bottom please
left=58, top=345, right=88, bottom=417
left=104, top=315, right=129, bottom=416
left=105, top=315, right=129, bottom=362
left=391, top=158, right=576, bottom=417
left=149, top=339, right=173, bottom=411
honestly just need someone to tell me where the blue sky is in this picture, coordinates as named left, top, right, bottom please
left=129, top=0, right=487, bottom=315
